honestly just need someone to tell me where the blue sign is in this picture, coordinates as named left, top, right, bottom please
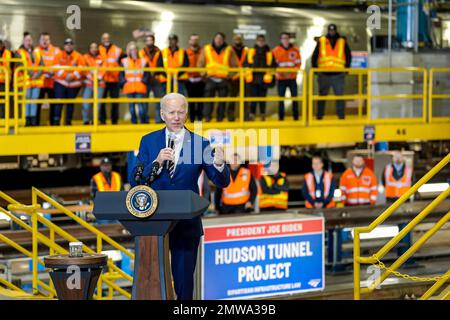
left=75, top=133, right=91, bottom=153
left=201, top=218, right=324, bottom=299
left=364, top=125, right=376, bottom=141
left=351, top=51, right=369, bottom=69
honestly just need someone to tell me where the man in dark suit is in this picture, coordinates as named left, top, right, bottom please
left=132, top=92, right=230, bottom=300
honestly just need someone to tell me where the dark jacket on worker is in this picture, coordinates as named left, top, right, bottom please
left=311, top=33, right=352, bottom=75
left=244, top=44, right=277, bottom=87
left=302, top=171, right=336, bottom=207
left=214, top=165, right=258, bottom=214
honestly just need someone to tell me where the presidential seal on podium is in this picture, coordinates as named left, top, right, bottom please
left=126, top=185, right=159, bottom=218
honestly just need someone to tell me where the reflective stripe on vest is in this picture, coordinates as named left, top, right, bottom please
left=245, top=48, right=274, bottom=84
left=204, top=44, right=231, bottom=78
left=93, top=171, right=121, bottom=192
left=317, top=36, right=346, bottom=69
left=384, top=164, right=412, bottom=199
left=160, top=48, right=186, bottom=82
left=222, top=167, right=251, bottom=205
left=259, top=175, right=288, bottom=209
left=122, top=57, right=147, bottom=94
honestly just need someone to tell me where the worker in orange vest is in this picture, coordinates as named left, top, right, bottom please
left=156, top=34, right=189, bottom=97
left=120, top=41, right=149, bottom=124
left=90, top=157, right=123, bottom=200
left=244, top=34, right=276, bottom=121
left=0, top=39, right=12, bottom=119
left=303, top=155, right=336, bottom=209
left=272, top=32, right=302, bottom=121
left=197, top=32, right=238, bottom=122
left=139, top=34, right=164, bottom=123
left=185, top=34, right=204, bottom=122
left=382, top=151, right=413, bottom=203
left=228, top=34, right=248, bottom=122
left=35, top=32, right=60, bottom=126
left=215, top=153, right=257, bottom=214
left=53, top=38, right=84, bottom=126
left=259, top=161, right=289, bottom=211
left=340, top=155, right=377, bottom=206
left=16, top=32, right=44, bottom=127
left=312, top=24, right=352, bottom=120
left=82, top=42, right=105, bottom=125
left=99, top=33, right=124, bottom=125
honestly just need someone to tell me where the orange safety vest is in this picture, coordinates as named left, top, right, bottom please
left=339, top=167, right=377, bottom=206
left=258, top=173, right=288, bottom=210
left=304, top=171, right=335, bottom=208
left=54, top=50, right=84, bottom=88
left=231, top=46, right=248, bottom=81
left=0, top=49, right=12, bottom=84
left=36, top=44, right=60, bottom=88
left=99, top=44, right=122, bottom=83
left=384, top=164, right=412, bottom=199
left=139, top=47, right=160, bottom=68
left=317, top=36, right=346, bottom=69
left=83, top=53, right=105, bottom=87
left=245, top=48, right=274, bottom=84
left=272, top=45, right=301, bottom=80
left=93, top=171, right=122, bottom=192
left=121, top=57, right=147, bottom=94
left=160, top=47, right=187, bottom=82
left=186, top=47, right=202, bottom=80
left=16, top=47, right=44, bottom=88
left=222, top=167, right=251, bottom=206
left=204, top=44, right=232, bottom=79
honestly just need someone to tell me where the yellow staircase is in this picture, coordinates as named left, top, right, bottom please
left=353, top=153, right=450, bottom=300
left=0, top=188, right=134, bottom=300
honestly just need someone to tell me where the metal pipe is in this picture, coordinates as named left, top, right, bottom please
left=388, top=0, right=392, bottom=83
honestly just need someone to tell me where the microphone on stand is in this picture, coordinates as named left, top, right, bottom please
left=134, top=163, right=145, bottom=185
left=166, top=133, right=176, bottom=170
left=146, top=161, right=161, bottom=185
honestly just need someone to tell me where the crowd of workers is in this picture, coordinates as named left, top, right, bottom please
left=0, top=24, right=352, bottom=126
left=91, top=151, right=413, bottom=214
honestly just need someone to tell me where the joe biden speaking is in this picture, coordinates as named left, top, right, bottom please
left=132, top=93, right=230, bottom=300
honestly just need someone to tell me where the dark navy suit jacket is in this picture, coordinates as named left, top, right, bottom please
left=132, top=128, right=230, bottom=239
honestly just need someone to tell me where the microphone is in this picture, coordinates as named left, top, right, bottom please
left=134, top=163, right=144, bottom=185
left=166, top=133, right=176, bottom=169
left=146, top=161, right=161, bottom=185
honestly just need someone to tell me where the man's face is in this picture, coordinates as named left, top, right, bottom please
left=233, top=35, right=243, bottom=47
left=189, top=35, right=199, bottom=48
left=161, top=98, right=187, bottom=133
left=352, top=156, right=365, bottom=169
left=64, top=43, right=74, bottom=52
left=89, top=43, right=98, bottom=55
left=312, top=158, right=323, bottom=172
left=256, top=37, right=265, bottom=47
left=214, top=34, right=224, bottom=47
left=280, top=34, right=290, bottom=47
left=169, top=38, right=178, bottom=47
left=328, top=29, right=337, bottom=37
left=101, top=163, right=112, bottom=174
left=145, top=36, right=154, bottom=47
left=40, top=35, right=50, bottom=48
left=101, top=33, right=111, bottom=46
left=230, top=155, right=241, bottom=171
left=129, top=45, right=137, bottom=58
left=392, top=152, right=404, bottom=165
left=24, top=36, right=33, bottom=49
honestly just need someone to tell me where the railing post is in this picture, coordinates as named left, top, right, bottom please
left=353, top=230, right=361, bottom=300
left=4, top=67, right=10, bottom=135
left=308, top=69, right=314, bottom=126
left=367, top=69, right=372, bottom=123
left=422, top=69, right=427, bottom=123
left=358, top=72, right=363, bottom=118
left=31, top=191, right=38, bottom=295
left=428, top=69, right=433, bottom=123
left=239, top=68, right=244, bottom=125
left=93, top=68, right=99, bottom=131
left=13, top=68, right=20, bottom=134
left=301, top=70, right=307, bottom=126
left=96, top=234, right=102, bottom=299
left=167, top=71, right=172, bottom=94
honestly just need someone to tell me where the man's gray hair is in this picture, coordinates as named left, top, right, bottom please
left=160, top=92, right=188, bottom=111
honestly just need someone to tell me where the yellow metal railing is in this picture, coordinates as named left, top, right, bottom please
left=428, top=68, right=450, bottom=123
left=353, top=153, right=450, bottom=300
left=0, top=64, right=448, bottom=135
left=0, top=189, right=134, bottom=299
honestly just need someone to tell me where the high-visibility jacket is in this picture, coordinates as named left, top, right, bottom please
left=36, top=44, right=60, bottom=88
left=340, top=167, right=377, bottom=206
left=99, top=44, right=123, bottom=83
left=203, top=44, right=232, bottom=79
left=222, top=167, right=252, bottom=206
left=0, top=49, right=12, bottom=84
left=139, top=46, right=160, bottom=68
left=231, top=46, right=248, bottom=81
left=16, top=47, right=44, bottom=88
left=121, top=57, right=147, bottom=94
left=83, top=53, right=105, bottom=87
left=259, top=173, right=289, bottom=210
left=92, top=171, right=122, bottom=192
left=317, top=36, right=346, bottom=69
left=272, top=44, right=301, bottom=80
left=304, top=171, right=335, bottom=208
left=186, top=47, right=202, bottom=81
left=54, top=50, right=84, bottom=88
left=159, top=47, right=187, bottom=82
left=384, top=164, right=412, bottom=199
left=245, top=48, right=274, bottom=84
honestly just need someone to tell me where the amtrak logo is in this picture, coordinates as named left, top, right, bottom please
left=126, top=185, right=158, bottom=218
left=308, top=279, right=322, bottom=288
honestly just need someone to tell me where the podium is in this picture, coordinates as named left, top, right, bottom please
left=93, top=189, right=208, bottom=300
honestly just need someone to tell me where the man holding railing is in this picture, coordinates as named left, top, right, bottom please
left=312, top=24, right=352, bottom=120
